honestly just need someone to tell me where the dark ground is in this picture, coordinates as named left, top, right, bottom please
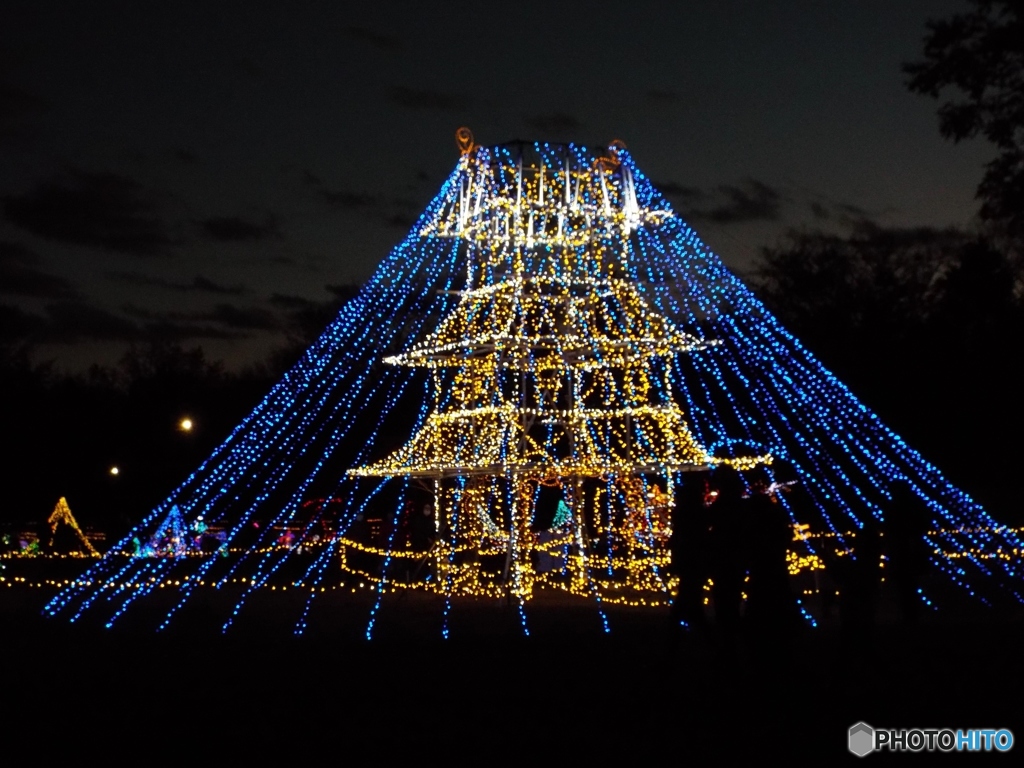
left=2, top=576, right=1022, bottom=763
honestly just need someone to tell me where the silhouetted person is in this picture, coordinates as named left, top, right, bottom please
left=833, top=514, right=883, bottom=651
left=411, top=503, right=435, bottom=549
left=410, top=502, right=436, bottom=581
left=668, top=469, right=713, bottom=635
left=742, top=466, right=800, bottom=650
left=706, top=465, right=747, bottom=649
left=885, top=481, right=933, bottom=623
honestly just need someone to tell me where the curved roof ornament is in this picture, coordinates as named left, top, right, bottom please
left=455, top=126, right=475, bottom=155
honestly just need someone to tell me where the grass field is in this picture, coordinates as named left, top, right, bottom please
left=3, top=568, right=1022, bottom=762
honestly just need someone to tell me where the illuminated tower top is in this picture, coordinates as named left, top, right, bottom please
left=388, top=135, right=713, bottom=373
left=351, top=132, right=760, bottom=481
left=419, top=134, right=674, bottom=284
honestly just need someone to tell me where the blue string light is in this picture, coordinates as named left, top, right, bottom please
left=44, top=139, right=1024, bottom=638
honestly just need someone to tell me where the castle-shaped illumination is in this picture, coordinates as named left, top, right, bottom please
left=350, top=136, right=765, bottom=606
left=43, top=131, right=1024, bottom=637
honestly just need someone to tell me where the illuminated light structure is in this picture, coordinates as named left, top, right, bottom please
left=348, top=136, right=765, bottom=609
left=46, top=497, right=100, bottom=557
left=46, top=132, right=1024, bottom=635
left=137, top=504, right=192, bottom=557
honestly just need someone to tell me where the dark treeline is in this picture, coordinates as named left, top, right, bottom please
left=750, top=0, right=1024, bottom=523
left=0, top=343, right=281, bottom=538
left=0, top=284, right=363, bottom=540
left=749, top=223, right=1023, bottom=524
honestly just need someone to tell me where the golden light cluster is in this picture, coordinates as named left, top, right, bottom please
left=347, top=136, right=770, bottom=603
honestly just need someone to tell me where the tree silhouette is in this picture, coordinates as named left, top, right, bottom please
left=904, top=0, right=1024, bottom=242
left=751, top=224, right=1024, bottom=520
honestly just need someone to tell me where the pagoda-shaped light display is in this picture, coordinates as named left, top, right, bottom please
left=349, top=132, right=764, bottom=605
left=44, top=130, right=1024, bottom=638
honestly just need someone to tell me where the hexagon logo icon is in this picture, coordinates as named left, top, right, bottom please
left=849, top=722, right=875, bottom=757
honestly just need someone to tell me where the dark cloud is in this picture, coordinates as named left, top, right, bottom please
left=0, top=82, right=44, bottom=143
left=307, top=172, right=419, bottom=230
left=13, top=298, right=274, bottom=348
left=835, top=201, right=870, bottom=219
left=384, top=212, right=415, bottom=229
left=122, top=303, right=260, bottom=340
left=306, top=169, right=424, bottom=228
left=658, top=179, right=784, bottom=225
left=0, top=298, right=148, bottom=346
left=172, top=149, right=199, bottom=165
left=0, top=240, right=35, bottom=265
left=325, top=283, right=363, bottom=302
left=0, top=81, right=46, bottom=114
left=524, top=113, right=583, bottom=135
left=191, top=275, right=243, bottom=294
left=124, top=300, right=278, bottom=331
left=703, top=179, right=783, bottom=224
left=654, top=181, right=706, bottom=205
left=270, top=284, right=361, bottom=312
left=343, top=26, right=401, bottom=50
left=268, top=254, right=299, bottom=266
left=268, top=293, right=314, bottom=310
left=3, top=171, right=172, bottom=254
left=142, top=322, right=243, bottom=342
left=106, top=271, right=243, bottom=295
left=42, top=301, right=142, bottom=343
left=810, top=201, right=830, bottom=220
left=804, top=199, right=878, bottom=228
left=269, top=284, right=363, bottom=343
left=203, top=303, right=281, bottom=331
left=646, top=89, right=680, bottom=103
left=199, top=216, right=278, bottom=241
left=130, top=316, right=244, bottom=342
left=120, top=303, right=164, bottom=321
left=318, top=190, right=377, bottom=210
left=0, top=303, right=47, bottom=343
left=303, top=169, right=377, bottom=210
left=0, top=240, right=78, bottom=299
left=230, top=56, right=265, bottom=81
left=389, top=86, right=469, bottom=111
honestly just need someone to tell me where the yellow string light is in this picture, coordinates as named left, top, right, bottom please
left=346, top=136, right=769, bottom=602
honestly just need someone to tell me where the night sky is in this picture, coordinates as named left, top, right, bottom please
left=0, top=1, right=993, bottom=373
left=6, top=7, right=1024, bottom=747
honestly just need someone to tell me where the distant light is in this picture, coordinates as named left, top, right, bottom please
left=109, top=466, right=120, bottom=476
left=179, top=417, right=193, bottom=432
